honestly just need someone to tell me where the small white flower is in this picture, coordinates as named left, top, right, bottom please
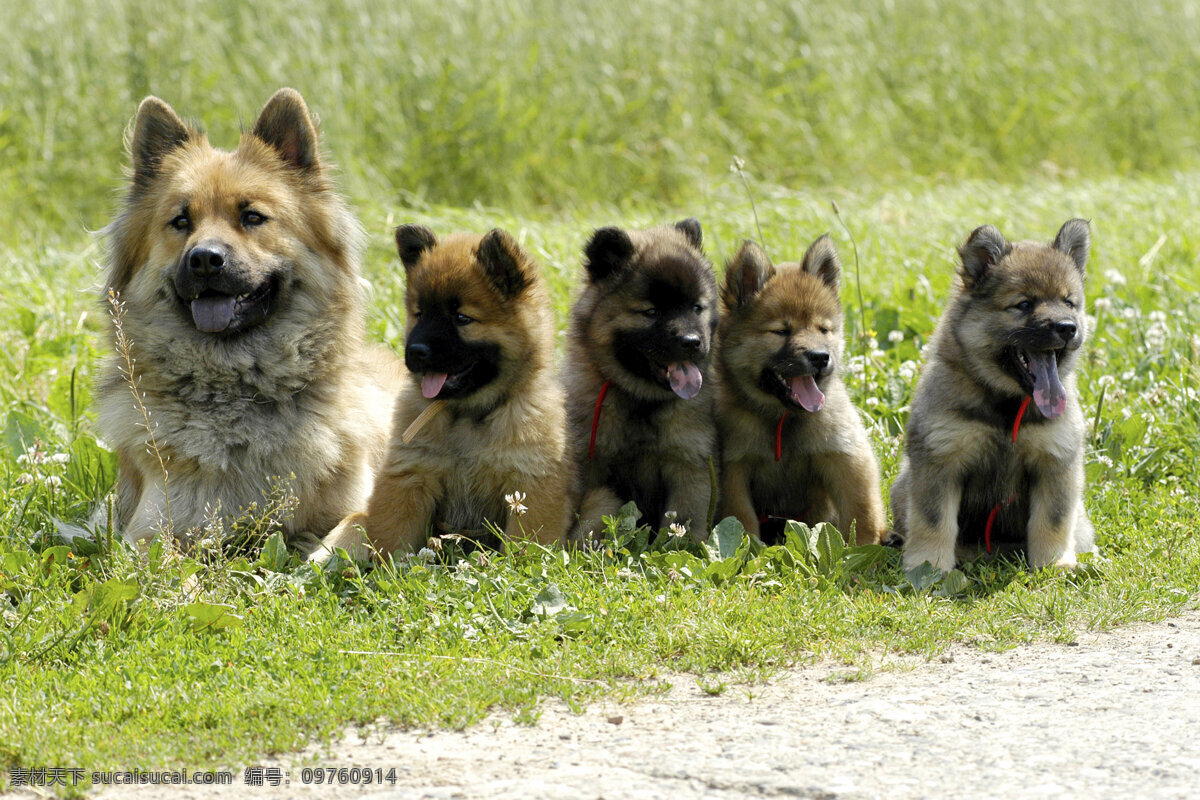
left=1104, top=268, right=1126, bottom=286
left=1093, top=297, right=1112, bottom=312
left=1097, top=455, right=1114, bottom=468
left=1148, top=310, right=1166, bottom=324
left=416, top=547, right=437, bottom=563
left=664, top=510, right=678, bottom=521
left=44, top=475, right=62, bottom=489
left=1121, top=370, right=1136, bottom=382
left=504, top=491, right=528, bottom=516
left=16, top=473, right=34, bottom=485
left=667, top=522, right=688, bottom=538
left=1122, top=307, right=1138, bottom=320
left=48, top=453, right=70, bottom=465
left=898, top=360, right=919, bottom=382
left=1098, top=375, right=1116, bottom=389
left=616, top=568, right=635, bottom=580
left=887, top=330, right=904, bottom=343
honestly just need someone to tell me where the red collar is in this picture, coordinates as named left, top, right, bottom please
left=588, top=380, right=612, bottom=459
left=984, top=395, right=1032, bottom=554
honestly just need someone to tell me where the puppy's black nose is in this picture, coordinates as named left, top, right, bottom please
left=1054, top=320, right=1077, bottom=341
left=187, top=244, right=226, bottom=276
left=678, top=333, right=702, bottom=352
left=807, top=351, right=830, bottom=371
left=406, top=342, right=431, bottom=364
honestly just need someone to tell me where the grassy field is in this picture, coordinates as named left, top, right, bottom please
left=2, top=0, right=1200, bottom=793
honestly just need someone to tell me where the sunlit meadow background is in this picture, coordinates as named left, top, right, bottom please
left=2, top=0, right=1200, bottom=784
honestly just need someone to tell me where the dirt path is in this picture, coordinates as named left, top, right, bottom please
left=15, top=610, right=1200, bottom=799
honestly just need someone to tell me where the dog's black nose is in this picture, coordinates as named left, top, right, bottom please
left=187, top=244, right=226, bottom=276
left=406, top=342, right=431, bottom=364
left=678, top=333, right=702, bottom=352
left=1054, top=320, right=1077, bottom=341
left=807, top=351, right=830, bottom=371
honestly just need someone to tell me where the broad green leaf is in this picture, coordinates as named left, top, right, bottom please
left=184, top=602, right=244, bottom=633
left=708, top=516, right=746, bottom=561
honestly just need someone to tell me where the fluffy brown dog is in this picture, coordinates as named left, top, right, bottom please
left=891, top=219, right=1095, bottom=571
left=716, top=236, right=884, bottom=545
left=565, top=219, right=719, bottom=542
left=96, top=89, right=404, bottom=547
left=320, top=226, right=572, bottom=559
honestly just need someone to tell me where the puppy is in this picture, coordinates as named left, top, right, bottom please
left=565, top=219, right=719, bottom=542
left=716, top=236, right=884, bottom=544
left=891, top=219, right=1095, bottom=570
left=320, top=226, right=571, bottom=558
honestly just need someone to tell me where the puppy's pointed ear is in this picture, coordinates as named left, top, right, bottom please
left=395, top=225, right=437, bottom=270
left=252, top=88, right=320, bottom=172
left=478, top=229, right=534, bottom=299
left=129, top=96, right=194, bottom=187
left=1052, top=218, right=1091, bottom=276
left=800, top=235, right=841, bottom=290
left=674, top=217, right=703, bottom=249
left=583, top=227, right=635, bottom=283
left=722, top=241, right=775, bottom=309
left=958, top=225, right=1011, bottom=289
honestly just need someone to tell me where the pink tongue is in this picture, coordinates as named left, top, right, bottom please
left=1028, top=351, right=1066, bottom=419
left=190, top=296, right=236, bottom=333
left=666, top=362, right=703, bottom=399
left=421, top=373, right=448, bottom=399
left=789, top=375, right=825, bottom=412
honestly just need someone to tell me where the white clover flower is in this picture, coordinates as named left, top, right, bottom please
left=667, top=522, right=688, bottom=538
left=1122, top=307, right=1138, bottom=320
left=48, top=453, right=70, bottom=465
left=1097, top=455, right=1114, bottom=468
left=1093, top=297, right=1112, bottom=312
left=1121, top=370, right=1136, bottom=382
left=664, top=510, right=678, bottom=521
left=616, top=567, right=635, bottom=580
left=1104, top=268, right=1126, bottom=286
left=1146, top=325, right=1166, bottom=349
left=416, top=547, right=437, bottom=563
left=1097, top=375, right=1116, bottom=389
left=898, top=360, right=919, bottom=382
left=867, top=337, right=880, bottom=351
left=887, top=330, right=904, bottom=343
left=865, top=397, right=880, bottom=407
left=1148, top=310, right=1167, bottom=324
left=44, top=475, right=62, bottom=489
left=504, top=491, right=528, bottom=516
left=16, top=473, right=34, bottom=485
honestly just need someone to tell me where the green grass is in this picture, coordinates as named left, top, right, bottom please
left=2, top=0, right=1200, bottom=238
left=3, top=173, right=1199, bottom=792
left=3, top=0, right=1200, bottom=793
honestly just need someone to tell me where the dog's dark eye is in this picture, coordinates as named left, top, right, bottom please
left=454, top=312, right=474, bottom=326
left=1063, top=298, right=1076, bottom=309
left=241, top=210, right=268, bottom=228
left=692, top=304, right=704, bottom=314
left=1011, top=300, right=1033, bottom=312
left=643, top=308, right=659, bottom=318
left=169, top=213, right=190, bottom=232
left=770, top=328, right=789, bottom=337
left=819, top=327, right=831, bottom=335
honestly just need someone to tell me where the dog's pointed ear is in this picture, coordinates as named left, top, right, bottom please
left=674, top=218, right=703, bottom=249
left=958, top=225, right=1011, bottom=289
left=395, top=225, right=437, bottom=270
left=583, top=227, right=635, bottom=283
left=129, top=96, right=194, bottom=187
left=252, top=88, right=320, bottom=172
left=478, top=229, right=534, bottom=299
left=1052, top=218, right=1091, bottom=276
left=800, top=234, right=841, bottom=290
left=722, top=241, right=775, bottom=309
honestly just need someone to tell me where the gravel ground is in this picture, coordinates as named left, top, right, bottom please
left=11, top=610, right=1200, bottom=800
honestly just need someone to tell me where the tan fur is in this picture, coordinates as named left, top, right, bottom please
left=891, top=220, right=1095, bottom=571
left=321, top=229, right=571, bottom=559
left=565, top=220, right=719, bottom=542
left=96, top=89, right=404, bottom=547
left=716, top=238, right=884, bottom=545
